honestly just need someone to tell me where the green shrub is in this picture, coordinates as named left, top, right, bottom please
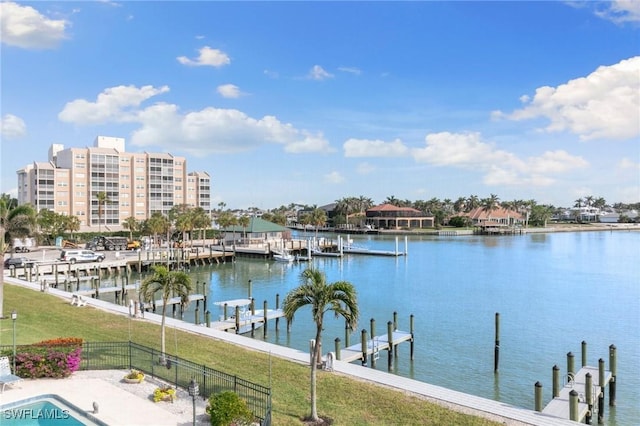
left=206, top=391, right=254, bottom=426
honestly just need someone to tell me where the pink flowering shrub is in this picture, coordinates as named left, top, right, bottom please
left=12, top=338, right=83, bottom=379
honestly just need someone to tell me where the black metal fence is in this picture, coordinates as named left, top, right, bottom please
left=2, top=341, right=272, bottom=425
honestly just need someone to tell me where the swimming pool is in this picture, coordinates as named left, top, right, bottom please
left=0, top=395, right=106, bottom=426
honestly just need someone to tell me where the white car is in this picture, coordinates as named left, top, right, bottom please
left=59, top=249, right=105, bottom=264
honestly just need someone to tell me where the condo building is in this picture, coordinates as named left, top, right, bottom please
left=16, top=136, right=211, bottom=232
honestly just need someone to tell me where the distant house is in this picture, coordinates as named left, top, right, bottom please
left=221, top=217, right=291, bottom=244
left=464, top=207, right=524, bottom=230
left=365, top=204, right=434, bottom=229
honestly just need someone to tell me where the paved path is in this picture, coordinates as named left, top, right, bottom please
left=6, top=275, right=579, bottom=426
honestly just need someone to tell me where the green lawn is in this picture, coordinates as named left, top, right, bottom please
left=1, top=284, right=500, bottom=425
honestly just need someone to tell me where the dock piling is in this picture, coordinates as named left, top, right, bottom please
left=360, top=329, right=368, bottom=366
left=598, top=358, right=605, bottom=424
left=553, top=365, right=560, bottom=398
left=534, top=381, right=543, bottom=412
left=586, top=372, right=593, bottom=424
left=494, top=312, right=500, bottom=372
left=609, top=345, right=616, bottom=406
left=334, top=338, right=341, bottom=360
left=205, top=310, right=210, bottom=327
left=567, top=352, right=575, bottom=381
left=387, top=321, right=393, bottom=369
left=582, top=340, right=588, bottom=367
left=263, top=300, right=268, bottom=338
left=569, top=389, right=579, bottom=421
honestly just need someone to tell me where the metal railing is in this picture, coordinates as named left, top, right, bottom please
left=2, top=341, right=272, bottom=425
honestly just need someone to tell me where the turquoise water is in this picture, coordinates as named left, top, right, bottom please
left=114, top=230, right=639, bottom=425
left=0, top=397, right=102, bottom=425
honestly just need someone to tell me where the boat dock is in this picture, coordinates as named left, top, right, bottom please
left=331, top=314, right=414, bottom=369
left=209, top=296, right=286, bottom=336
left=536, top=343, right=617, bottom=424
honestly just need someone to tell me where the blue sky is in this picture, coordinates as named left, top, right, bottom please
left=1, top=1, right=639, bottom=210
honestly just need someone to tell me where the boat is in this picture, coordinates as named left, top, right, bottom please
left=272, top=249, right=295, bottom=263
left=213, top=298, right=263, bottom=334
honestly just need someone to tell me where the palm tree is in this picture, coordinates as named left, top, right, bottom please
left=0, top=199, right=36, bottom=317
left=310, top=208, right=327, bottom=237
left=191, top=207, right=211, bottom=246
left=283, top=268, right=359, bottom=423
left=146, top=212, right=170, bottom=248
left=238, top=215, right=250, bottom=241
left=95, top=191, right=110, bottom=233
left=66, top=215, right=81, bottom=240
left=139, top=265, right=193, bottom=358
left=122, top=216, right=139, bottom=241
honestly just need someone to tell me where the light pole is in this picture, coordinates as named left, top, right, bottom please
left=188, top=378, right=199, bottom=426
left=11, top=310, right=17, bottom=372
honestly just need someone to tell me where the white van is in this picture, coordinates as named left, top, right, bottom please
left=59, top=249, right=105, bottom=264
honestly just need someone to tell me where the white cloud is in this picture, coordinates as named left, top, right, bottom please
left=264, top=69, right=279, bottom=79
left=343, top=138, right=409, bottom=157
left=177, top=46, right=230, bottom=67
left=217, top=84, right=242, bottom=99
left=324, top=171, right=344, bottom=184
left=594, top=0, right=640, bottom=24
left=412, top=132, right=519, bottom=167
left=338, top=67, right=362, bottom=75
left=0, top=114, right=27, bottom=139
left=284, top=133, right=333, bottom=154
left=58, top=85, right=170, bottom=124
left=494, top=56, right=640, bottom=141
left=308, top=65, right=334, bottom=81
left=412, top=131, right=588, bottom=187
left=130, top=104, right=331, bottom=155
left=0, top=1, right=68, bottom=49
left=356, top=162, right=375, bottom=175
left=618, top=157, right=640, bottom=170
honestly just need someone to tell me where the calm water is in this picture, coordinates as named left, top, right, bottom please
left=113, top=230, right=640, bottom=425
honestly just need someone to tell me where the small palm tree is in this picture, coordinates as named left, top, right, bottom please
left=283, top=268, right=359, bottom=423
left=139, top=265, right=193, bottom=358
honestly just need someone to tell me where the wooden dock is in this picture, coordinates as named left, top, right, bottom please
left=542, top=366, right=612, bottom=422
left=536, top=343, right=618, bottom=424
left=338, top=330, right=413, bottom=364
left=209, top=308, right=286, bottom=334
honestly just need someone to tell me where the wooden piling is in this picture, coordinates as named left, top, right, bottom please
left=534, top=381, right=543, bottom=412
left=387, top=321, right=393, bottom=369
left=569, top=389, right=579, bottom=421
left=494, top=312, right=500, bottom=372
left=263, top=300, right=268, bottom=338
left=205, top=310, right=210, bottom=327
left=360, top=329, right=368, bottom=366
left=598, top=358, right=605, bottom=424
left=553, top=365, right=560, bottom=398
left=586, top=372, right=593, bottom=424
left=275, top=294, right=280, bottom=331
left=393, top=311, right=398, bottom=357
left=248, top=279, right=252, bottom=299
left=609, top=345, right=616, bottom=406
left=409, top=314, right=414, bottom=360
left=567, top=352, right=575, bottom=380
left=582, top=340, right=588, bottom=367
left=195, top=307, right=200, bottom=325
left=335, top=338, right=341, bottom=360
left=370, top=319, right=376, bottom=368
left=344, top=319, right=350, bottom=347
left=235, top=305, right=241, bottom=334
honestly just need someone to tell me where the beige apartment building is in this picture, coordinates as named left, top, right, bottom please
left=17, top=136, right=211, bottom=232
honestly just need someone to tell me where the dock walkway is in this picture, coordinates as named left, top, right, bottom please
left=542, top=366, right=612, bottom=422
left=339, top=331, right=413, bottom=363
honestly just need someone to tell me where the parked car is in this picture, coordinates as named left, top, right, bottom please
left=4, top=257, right=35, bottom=269
left=58, top=249, right=105, bottom=264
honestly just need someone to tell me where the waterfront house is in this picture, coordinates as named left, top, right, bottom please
left=221, top=216, right=291, bottom=245
left=464, top=206, right=524, bottom=233
left=365, top=204, right=435, bottom=229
